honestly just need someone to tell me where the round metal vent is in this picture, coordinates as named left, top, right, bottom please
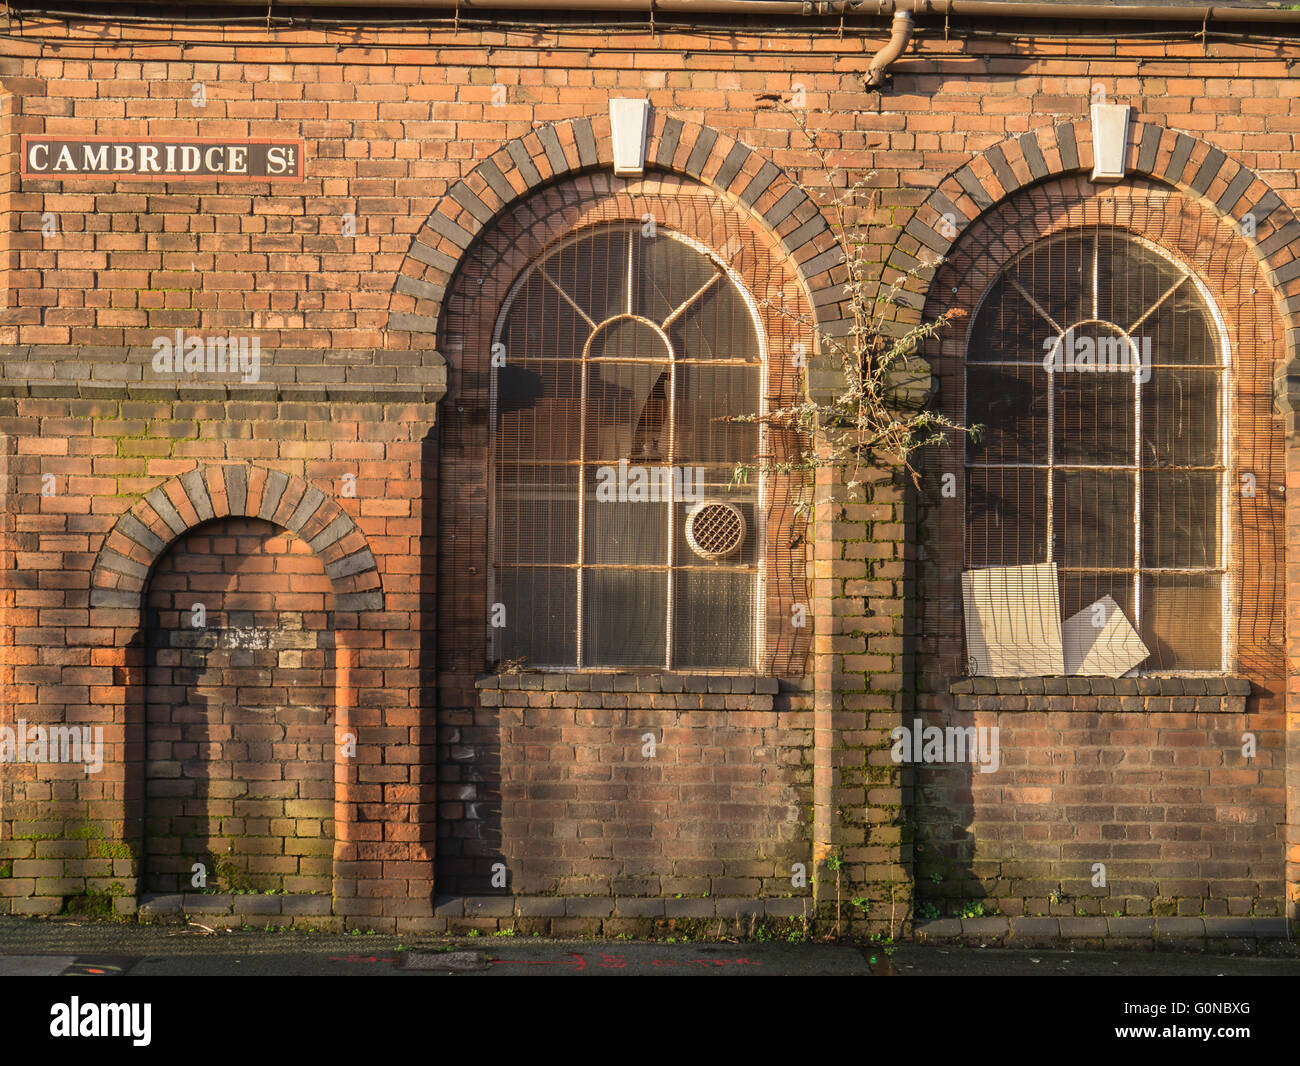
left=685, top=500, right=746, bottom=560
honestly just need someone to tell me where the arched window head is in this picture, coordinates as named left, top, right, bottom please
left=965, top=228, right=1227, bottom=674
left=489, top=223, right=768, bottom=671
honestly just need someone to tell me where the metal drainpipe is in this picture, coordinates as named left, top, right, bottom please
left=864, top=9, right=914, bottom=89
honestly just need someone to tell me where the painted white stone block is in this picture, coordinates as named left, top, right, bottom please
left=610, top=98, right=651, bottom=177
left=1090, top=102, right=1132, bottom=182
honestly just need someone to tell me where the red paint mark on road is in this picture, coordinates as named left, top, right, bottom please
left=327, top=955, right=397, bottom=963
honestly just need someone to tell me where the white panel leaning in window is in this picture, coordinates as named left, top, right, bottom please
left=964, top=228, right=1228, bottom=673
left=488, top=223, right=768, bottom=671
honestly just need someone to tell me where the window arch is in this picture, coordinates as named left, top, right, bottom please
left=964, top=227, right=1229, bottom=673
left=488, top=222, right=772, bottom=671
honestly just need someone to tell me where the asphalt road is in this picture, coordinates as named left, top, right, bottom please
left=2, top=917, right=1298, bottom=976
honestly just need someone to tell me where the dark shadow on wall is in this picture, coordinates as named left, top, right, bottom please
left=427, top=422, right=507, bottom=899
left=907, top=467, right=984, bottom=922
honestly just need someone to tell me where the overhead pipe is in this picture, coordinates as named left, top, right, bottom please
left=864, top=9, right=913, bottom=89
left=91, top=0, right=1300, bottom=22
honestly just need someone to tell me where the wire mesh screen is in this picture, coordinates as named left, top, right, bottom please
left=918, top=175, right=1289, bottom=682
left=965, top=228, right=1228, bottom=673
left=488, top=222, right=776, bottom=672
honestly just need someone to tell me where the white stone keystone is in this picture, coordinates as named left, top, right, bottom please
left=1090, top=103, right=1132, bottom=183
left=610, top=98, right=651, bottom=177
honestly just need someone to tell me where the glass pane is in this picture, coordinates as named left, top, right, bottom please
left=1146, top=283, right=1217, bottom=366
left=966, top=365, right=1048, bottom=464
left=1053, top=470, right=1135, bottom=569
left=495, top=465, right=577, bottom=566
left=500, top=272, right=591, bottom=360
left=585, top=463, right=668, bottom=566
left=1059, top=572, right=1135, bottom=628
left=545, top=228, right=629, bottom=324
left=1141, top=471, right=1218, bottom=569
left=583, top=569, right=667, bottom=668
left=967, top=278, right=1043, bottom=364
left=633, top=233, right=718, bottom=324
left=1142, top=573, right=1221, bottom=670
left=1141, top=368, right=1220, bottom=468
left=584, top=360, right=670, bottom=462
left=673, top=363, right=760, bottom=464
left=1053, top=362, right=1135, bottom=466
left=493, top=567, right=577, bottom=668
left=1009, top=236, right=1092, bottom=335
left=588, top=317, right=671, bottom=362
left=965, top=467, right=1048, bottom=568
left=495, top=360, right=583, bottom=462
left=667, top=280, right=761, bottom=361
left=673, top=569, right=756, bottom=671
left=1095, top=231, right=1187, bottom=331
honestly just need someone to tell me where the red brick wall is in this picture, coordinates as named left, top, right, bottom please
left=144, top=516, right=335, bottom=895
left=446, top=676, right=810, bottom=898
left=0, top=9, right=1295, bottom=932
left=914, top=686, right=1286, bottom=920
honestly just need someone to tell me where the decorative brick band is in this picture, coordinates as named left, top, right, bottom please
left=89, top=465, right=384, bottom=617
left=389, top=113, right=847, bottom=346
left=901, top=118, right=1300, bottom=409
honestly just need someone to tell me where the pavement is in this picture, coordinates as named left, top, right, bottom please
left=2, top=916, right=1299, bottom=976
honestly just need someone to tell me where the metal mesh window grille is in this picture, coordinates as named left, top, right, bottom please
left=965, top=227, right=1228, bottom=672
left=489, top=223, right=766, bottom=670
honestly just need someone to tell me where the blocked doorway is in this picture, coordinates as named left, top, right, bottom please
left=142, top=517, right=336, bottom=895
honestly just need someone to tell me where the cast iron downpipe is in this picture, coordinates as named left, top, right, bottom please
left=864, top=9, right=913, bottom=89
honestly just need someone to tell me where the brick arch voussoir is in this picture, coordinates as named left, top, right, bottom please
left=906, top=119, right=1300, bottom=363
left=89, top=465, right=384, bottom=618
left=389, top=113, right=850, bottom=345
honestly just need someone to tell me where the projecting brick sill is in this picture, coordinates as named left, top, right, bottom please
left=434, top=895, right=811, bottom=920
left=476, top=673, right=799, bottom=695
left=949, top=677, right=1252, bottom=697
left=915, top=915, right=1291, bottom=944
left=138, top=893, right=332, bottom=918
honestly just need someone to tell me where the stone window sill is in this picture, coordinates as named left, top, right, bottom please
left=948, top=676, right=1251, bottom=697
left=476, top=672, right=791, bottom=694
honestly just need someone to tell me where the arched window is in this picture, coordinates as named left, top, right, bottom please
left=489, top=223, right=767, bottom=671
left=965, top=228, right=1228, bottom=673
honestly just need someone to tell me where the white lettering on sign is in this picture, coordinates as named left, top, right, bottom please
left=21, top=138, right=304, bottom=179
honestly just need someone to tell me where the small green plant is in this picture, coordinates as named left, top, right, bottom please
left=1048, top=888, right=1064, bottom=905
left=467, top=928, right=481, bottom=938
left=493, top=928, right=517, bottom=937
left=918, top=901, right=940, bottom=920
left=928, top=872, right=943, bottom=885
left=958, top=901, right=986, bottom=920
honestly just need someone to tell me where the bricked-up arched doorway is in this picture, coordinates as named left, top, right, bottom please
left=143, top=518, right=336, bottom=895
